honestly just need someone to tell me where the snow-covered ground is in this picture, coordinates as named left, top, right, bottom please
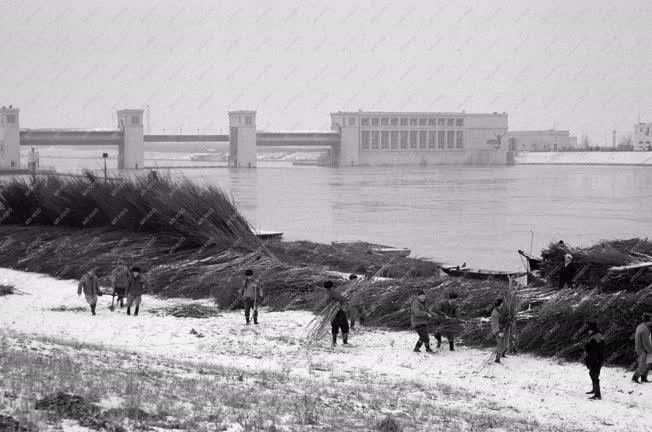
left=0, top=268, right=650, bottom=432
left=516, top=151, right=652, bottom=165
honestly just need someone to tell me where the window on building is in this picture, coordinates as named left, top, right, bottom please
left=245, top=116, right=252, bottom=125
left=447, top=131, right=455, bottom=148
left=361, top=117, right=370, bottom=126
left=381, top=117, right=389, bottom=126
left=410, top=131, right=418, bottom=148
left=456, top=131, right=464, bottom=148
left=349, top=117, right=356, bottom=126
left=419, top=131, right=427, bottom=148
left=381, top=131, right=389, bottom=149
left=438, top=131, right=446, bottom=148
left=131, top=115, right=140, bottom=125
left=410, top=118, right=418, bottom=126
left=371, top=131, right=379, bottom=149
left=400, top=131, right=408, bottom=149
left=390, top=131, right=399, bottom=149
left=391, top=117, right=398, bottom=126
left=419, top=118, right=427, bottom=126
left=428, top=118, right=436, bottom=126
left=361, top=131, right=370, bottom=150
left=371, top=117, right=379, bottom=126
left=447, top=118, right=454, bottom=126
left=400, top=118, right=408, bottom=126
left=6, top=114, right=16, bottom=124
left=455, top=118, right=464, bottom=127
left=428, top=131, right=436, bottom=149
left=438, top=118, right=445, bottom=126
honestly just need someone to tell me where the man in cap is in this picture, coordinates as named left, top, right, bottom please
left=411, top=289, right=434, bottom=353
left=125, top=266, right=147, bottom=316
left=584, top=321, right=605, bottom=400
left=241, top=269, right=264, bottom=325
left=632, top=312, right=652, bottom=383
left=324, top=280, right=350, bottom=346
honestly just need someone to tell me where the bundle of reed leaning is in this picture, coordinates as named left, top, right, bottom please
left=539, top=239, right=652, bottom=292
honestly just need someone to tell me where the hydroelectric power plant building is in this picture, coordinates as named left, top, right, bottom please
left=330, top=111, right=509, bottom=166
left=0, top=106, right=513, bottom=170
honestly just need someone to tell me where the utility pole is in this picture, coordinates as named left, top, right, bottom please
left=102, top=153, right=108, bottom=182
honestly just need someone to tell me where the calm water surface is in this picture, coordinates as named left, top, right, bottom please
left=180, top=165, right=652, bottom=271
left=29, top=149, right=652, bottom=271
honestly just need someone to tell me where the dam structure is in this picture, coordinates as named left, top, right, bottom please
left=0, top=107, right=512, bottom=170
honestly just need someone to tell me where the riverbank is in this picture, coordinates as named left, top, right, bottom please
left=0, top=268, right=649, bottom=432
left=515, top=151, right=652, bottom=165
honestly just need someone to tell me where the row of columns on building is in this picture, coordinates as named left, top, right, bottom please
left=0, top=107, right=259, bottom=170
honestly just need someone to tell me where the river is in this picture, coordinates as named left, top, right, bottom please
left=24, top=148, right=652, bottom=271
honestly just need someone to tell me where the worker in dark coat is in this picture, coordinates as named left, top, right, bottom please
left=491, top=298, right=507, bottom=363
left=411, top=289, right=434, bottom=353
left=434, top=292, right=458, bottom=351
left=558, top=253, right=576, bottom=289
left=325, top=280, right=350, bottom=346
left=632, top=313, right=652, bottom=383
left=125, top=266, right=147, bottom=316
left=584, top=321, right=605, bottom=400
left=241, top=269, right=264, bottom=325
left=77, top=268, right=102, bottom=316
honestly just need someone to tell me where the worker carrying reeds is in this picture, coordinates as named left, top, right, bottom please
left=125, top=266, right=147, bottom=317
left=584, top=321, right=605, bottom=400
left=558, top=254, right=576, bottom=289
left=77, top=268, right=102, bottom=316
left=632, top=313, right=652, bottom=383
left=491, top=298, right=507, bottom=363
left=434, top=292, right=458, bottom=351
left=242, top=269, right=264, bottom=325
left=324, top=280, right=350, bottom=346
left=411, top=290, right=434, bottom=353
left=111, top=262, right=130, bottom=308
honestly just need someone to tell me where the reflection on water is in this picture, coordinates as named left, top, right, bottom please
left=29, top=148, right=652, bottom=271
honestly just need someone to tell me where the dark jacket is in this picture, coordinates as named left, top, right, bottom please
left=411, top=298, right=431, bottom=328
left=558, top=262, right=576, bottom=289
left=126, top=274, right=147, bottom=297
left=438, top=299, right=457, bottom=317
left=327, top=288, right=347, bottom=304
left=584, top=332, right=605, bottom=368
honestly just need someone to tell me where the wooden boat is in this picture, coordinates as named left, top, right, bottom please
left=253, top=230, right=283, bottom=240
left=440, top=265, right=525, bottom=281
left=366, top=243, right=411, bottom=258
left=518, top=249, right=542, bottom=271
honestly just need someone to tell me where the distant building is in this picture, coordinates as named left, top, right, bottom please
left=505, top=130, right=576, bottom=152
left=634, top=123, right=652, bottom=151
left=330, top=111, right=509, bottom=166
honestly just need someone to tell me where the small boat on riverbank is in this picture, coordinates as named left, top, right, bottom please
left=440, top=265, right=525, bottom=281
left=330, top=241, right=411, bottom=258
left=254, top=230, right=283, bottom=240
left=518, top=249, right=542, bottom=271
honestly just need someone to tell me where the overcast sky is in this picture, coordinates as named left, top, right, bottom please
left=1, top=0, right=651, bottom=144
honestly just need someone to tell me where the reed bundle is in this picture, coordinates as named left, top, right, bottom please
left=539, top=239, right=652, bottom=292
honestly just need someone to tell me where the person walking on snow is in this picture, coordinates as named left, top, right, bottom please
left=584, top=321, right=605, bottom=400
left=411, top=289, right=434, bottom=353
left=434, top=292, right=458, bottom=351
left=324, top=280, right=350, bottom=346
left=125, top=266, right=147, bottom=316
left=78, top=268, right=102, bottom=316
left=347, top=274, right=366, bottom=331
left=491, top=298, right=507, bottom=363
left=242, top=269, right=264, bottom=325
left=632, top=312, right=652, bottom=383
left=111, top=261, right=130, bottom=308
